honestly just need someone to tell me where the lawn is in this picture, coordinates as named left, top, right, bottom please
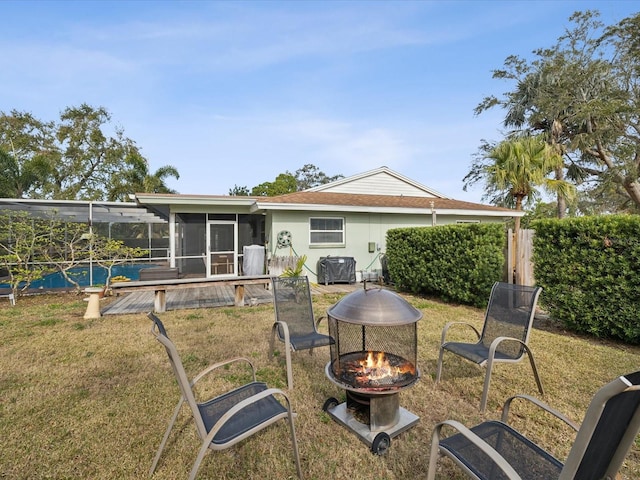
left=1, top=289, right=639, bottom=479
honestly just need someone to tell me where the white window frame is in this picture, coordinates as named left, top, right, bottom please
left=309, top=217, right=345, bottom=246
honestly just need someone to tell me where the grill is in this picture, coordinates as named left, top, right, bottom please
left=322, top=285, right=422, bottom=454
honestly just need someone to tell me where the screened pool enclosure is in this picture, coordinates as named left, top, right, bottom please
left=0, top=199, right=267, bottom=289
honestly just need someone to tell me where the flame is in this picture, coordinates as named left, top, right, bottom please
left=358, top=351, right=410, bottom=381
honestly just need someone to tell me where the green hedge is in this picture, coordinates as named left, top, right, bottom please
left=385, top=223, right=505, bottom=308
left=532, top=215, right=640, bottom=344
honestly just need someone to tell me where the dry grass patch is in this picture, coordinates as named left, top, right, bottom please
left=1, top=291, right=639, bottom=479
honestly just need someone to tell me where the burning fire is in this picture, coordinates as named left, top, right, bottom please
left=358, top=351, right=415, bottom=382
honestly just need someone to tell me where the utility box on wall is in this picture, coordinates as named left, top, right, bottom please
left=317, top=257, right=356, bottom=285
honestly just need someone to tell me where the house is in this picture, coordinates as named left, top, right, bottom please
left=134, top=167, right=520, bottom=283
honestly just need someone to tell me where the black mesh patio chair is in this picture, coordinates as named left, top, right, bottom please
left=427, top=370, right=640, bottom=480
left=269, top=276, right=334, bottom=390
left=436, top=282, right=543, bottom=412
left=147, top=313, right=303, bottom=480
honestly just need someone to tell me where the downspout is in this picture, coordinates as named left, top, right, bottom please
left=430, top=201, right=436, bottom=226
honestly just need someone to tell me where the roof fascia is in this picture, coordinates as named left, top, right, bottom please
left=255, top=201, right=523, bottom=217
left=135, top=194, right=258, bottom=208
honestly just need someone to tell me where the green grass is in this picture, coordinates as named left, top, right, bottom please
left=0, top=291, right=639, bottom=479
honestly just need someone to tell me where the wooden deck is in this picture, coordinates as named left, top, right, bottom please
left=109, top=274, right=272, bottom=311
left=102, top=282, right=362, bottom=315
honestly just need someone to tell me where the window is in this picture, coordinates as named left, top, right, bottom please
left=310, top=217, right=344, bottom=245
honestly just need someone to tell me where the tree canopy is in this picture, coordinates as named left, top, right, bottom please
left=229, top=164, right=343, bottom=196
left=472, top=10, right=640, bottom=214
left=0, top=104, right=179, bottom=201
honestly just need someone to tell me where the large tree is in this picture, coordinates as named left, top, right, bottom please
left=53, top=104, right=144, bottom=200
left=294, top=164, right=343, bottom=190
left=228, top=184, right=250, bottom=196
left=250, top=173, right=298, bottom=196
left=232, top=164, right=343, bottom=197
left=474, top=10, right=640, bottom=213
left=0, top=111, right=57, bottom=198
left=0, top=105, right=180, bottom=201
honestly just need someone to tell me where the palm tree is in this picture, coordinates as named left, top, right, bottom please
left=483, top=135, right=575, bottom=234
left=107, top=152, right=179, bottom=201
left=481, top=135, right=575, bottom=284
left=501, top=69, right=575, bottom=218
left=0, top=147, right=51, bottom=198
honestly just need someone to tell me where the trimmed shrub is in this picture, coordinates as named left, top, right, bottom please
left=385, top=223, right=505, bottom=308
left=532, top=215, right=640, bottom=344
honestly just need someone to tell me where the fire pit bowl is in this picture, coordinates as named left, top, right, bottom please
left=323, top=286, right=422, bottom=455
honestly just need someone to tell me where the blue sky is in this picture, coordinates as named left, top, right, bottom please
left=2, top=1, right=638, bottom=203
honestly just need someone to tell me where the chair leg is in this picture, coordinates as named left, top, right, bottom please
left=480, top=359, right=495, bottom=413
left=189, top=437, right=213, bottom=480
left=435, top=347, right=445, bottom=384
left=287, top=409, right=304, bottom=479
left=427, top=424, right=443, bottom=480
left=284, top=344, right=294, bottom=391
left=149, top=398, right=184, bottom=476
left=268, top=324, right=277, bottom=360
left=270, top=322, right=294, bottom=390
left=280, top=323, right=294, bottom=390
left=526, top=348, right=545, bottom=396
left=481, top=350, right=544, bottom=414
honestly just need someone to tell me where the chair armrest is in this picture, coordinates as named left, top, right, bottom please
left=432, top=419, right=523, bottom=480
left=273, top=320, right=291, bottom=345
left=501, top=394, right=580, bottom=432
left=440, top=321, right=481, bottom=346
left=487, top=336, right=527, bottom=359
left=315, top=314, right=326, bottom=329
left=190, top=357, right=257, bottom=387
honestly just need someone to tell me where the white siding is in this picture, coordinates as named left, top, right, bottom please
left=320, top=171, right=437, bottom=197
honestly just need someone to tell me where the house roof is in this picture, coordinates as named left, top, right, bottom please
left=134, top=166, right=521, bottom=218
left=255, top=191, right=521, bottom=217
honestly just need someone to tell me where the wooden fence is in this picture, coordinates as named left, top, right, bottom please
left=507, top=228, right=535, bottom=286
left=268, top=256, right=302, bottom=277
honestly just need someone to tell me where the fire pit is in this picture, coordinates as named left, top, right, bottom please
left=322, top=285, right=422, bottom=454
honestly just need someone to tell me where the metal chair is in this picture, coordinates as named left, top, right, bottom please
left=147, top=312, right=303, bottom=479
left=428, top=370, right=640, bottom=480
left=436, top=282, right=543, bottom=412
left=269, top=276, right=334, bottom=390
